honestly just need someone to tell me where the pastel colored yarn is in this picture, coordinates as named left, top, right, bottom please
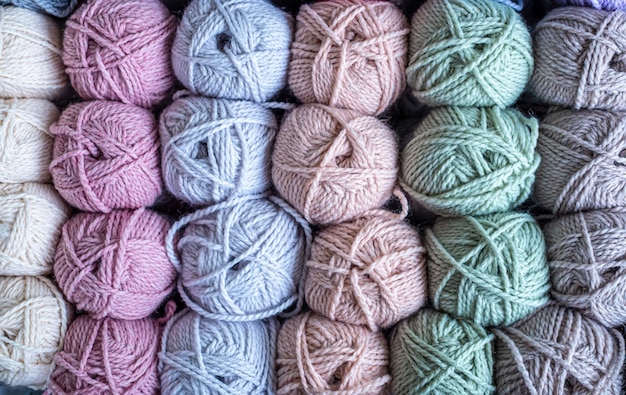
left=0, top=0, right=77, bottom=17
left=159, top=309, right=277, bottom=394
left=426, top=212, right=550, bottom=327
left=530, top=8, right=626, bottom=110
left=544, top=210, right=626, bottom=327
left=49, top=100, right=163, bottom=213
left=277, top=312, right=390, bottom=395
left=54, top=209, right=176, bottom=320
left=401, top=106, right=540, bottom=217
left=289, top=0, right=409, bottom=116
left=493, top=305, right=624, bottom=394
left=534, top=109, right=626, bottom=214
left=0, top=6, right=67, bottom=99
left=272, top=104, right=398, bottom=226
left=407, top=0, right=533, bottom=107
left=172, top=0, right=293, bottom=102
left=546, top=0, right=626, bottom=9
left=0, top=276, right=68, bottom=390
left=0, top=183, right=69, bottom=276
left=390, top=309, right=494, bottom=395
left=0, top=99, right=58, bottom=184
left=169, top=195, right=311, bottom=321
left=305, top=191, right=427, bottom=330
left=63, top=0, right=176, bottom=108
left=47, top=315, right=163, bottom=394
left=160, top=95, right=276, bottom=206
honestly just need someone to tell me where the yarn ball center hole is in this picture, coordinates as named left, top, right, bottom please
left=216, top=32, right=232, bottom=52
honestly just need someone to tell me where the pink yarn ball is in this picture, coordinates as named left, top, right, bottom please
left=54, top=209, right=176, bottom=320
left=63, top=0, right=177, bottom=108
left=49, top=100, right=163, bottom=213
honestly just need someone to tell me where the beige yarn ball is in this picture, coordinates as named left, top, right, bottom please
left=0, top=99, right=59, bottom=183
left=0, top=276, right=69, bottom=390
left=0, top=183, right=70, bottom=276
left=0, top=6, right=68, bottom=99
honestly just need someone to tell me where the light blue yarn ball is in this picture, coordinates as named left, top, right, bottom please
left=172, top=0, right=293, bottom=102
left=159, top=308, right=278, bottom=395
left=160, top=94, right=276, bottom=206
left=168, top=195, right=311, bottom=321
left=0, top=0, right=76, bottom=17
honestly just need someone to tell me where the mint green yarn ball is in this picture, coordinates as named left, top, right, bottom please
left=426, top=212, right=550, bottom=327
left=407, top=0, right=533, bottom=107
left=401, top=106, right=539, bottom=217
left=390, top=309, right=495, bottom=395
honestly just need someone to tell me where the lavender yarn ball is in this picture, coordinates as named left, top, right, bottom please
left=0, top=0, right=77, bottom=17
left=545, top=0, right=626, bottom=10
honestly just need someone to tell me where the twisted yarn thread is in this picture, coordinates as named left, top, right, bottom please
left=426, top=212, right=550, bottom=327
left=47, top=315, right=164, bottom=395
left=169, top=195, right=311, bottom=321
left=0, top=183, right=69, bottom=276
left=390, top=309, right=494, bottom=395
left=63, top=0, right=177, bottom=108
left=277, top=312, right=390, bottom=395
left=545, top=0, right=626, bottom=9
left=0, top=0, right=77, bottom=17
left=173, top=0, right=293, bottom=102
left=401, top=106, right=539, bottom=217
left=0, top=276, right=69, bottom=390
left=544, top=209, right=626, bottom=327
left=54, top=209, right=176, bottom=320
left=530, top=8, right=626, bottom=110
left=289, top=0, right=409, bottom=116
left=534, top=109, right=626, bottom=214
left=272, top=104, right=398, bottom=226
left=160, top=95, right=277, bottom=206
left=0, top=98, right=58, bottom=183
left=407, top=0, right=533, bottom=108
left=493, top=305, right=625, bottom=394
left=0, top=6, right=67, bottom=99
left=159, top=309, right=278, bottom=394
left=49, top=100, right=163, bottom=213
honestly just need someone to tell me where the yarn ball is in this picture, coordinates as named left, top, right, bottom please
left=272, top=104, right=398, bottom=226
left=160, top=95, right=276, bottom=206
left=0, top=276, right=69, bottom=390
left=159, top=309, right=277, bottom=394
left=277, top=312, right=390, bottom=395
left=545, top=0, right=626, bottom=9
left=426, top=212, right=550, bottom=327
left=531, top=8, right=626, bottom=110
left=0, top=6, right=67, bottom=99
left=493, top=305, right=625, bottom=394
left=54, top=209, right=176, bottom=320
left=544, top=210, right=626, bottom=327
left=47, top=315, right=163, bottom=394
left=534, top=109, right=626, bottom=214
left=0, top=0, right=77, bottom=17
left=390, top=309, right=494, bottom=395
left=0, top=98, right=59, bottom=184
left=173, top=0, right=293, bottom=102
left=289, top=0, right=409, bottom=116
left=49, top=100, right=163, bottom=213
left=407, top=0, right=533, bottom=107
left=170, top=195, right=311, bottom=321
left=305, top=202, right=427, bottom=330
left=401, top=106, right=540, bottom=217
left=63, top=0, right=177, bottom=108
left=0, top=183, right=70, bottom=277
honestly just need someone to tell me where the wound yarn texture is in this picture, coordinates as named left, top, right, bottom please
left=0, top=0, right=77, bottom=17
left=289, top=0, right=409, bottom=116
left=160, top=95, right=276, bottom=206
left=401, top=106, right=539, bottom=217
left=173, top=0, right=293, bottom=102
left=407, top=0, right=533, bottom=108
left=545, top=0, right=626, bottom=9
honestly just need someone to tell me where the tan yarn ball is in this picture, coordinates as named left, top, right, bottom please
left=0, top=183, right=70, bottom=276
left=277, top=312, right=390, bottom=395
left=272, top=104, right=398, bottom=225
left=289, top=0, right=409, bottom=115
left=305, top=191, right=427, bottom=330
left=0, top=276, right=69, bottom=390
left=0, top=99, right=59, bottom=183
